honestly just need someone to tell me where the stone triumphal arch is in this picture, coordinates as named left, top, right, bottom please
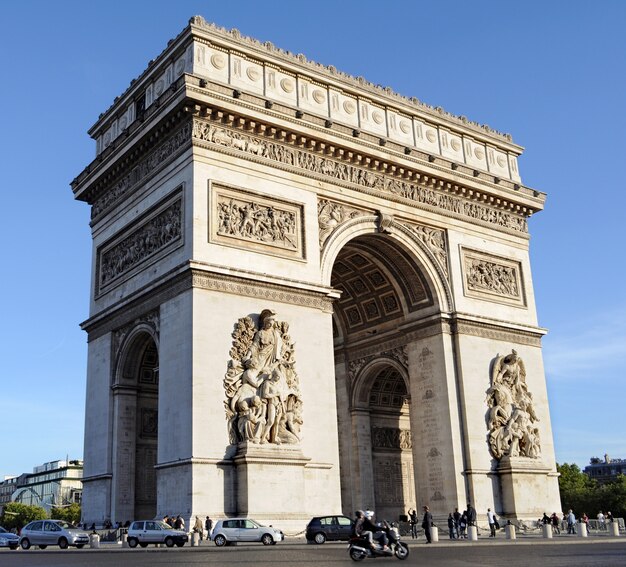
left=72, top=16, right=560, bottom=529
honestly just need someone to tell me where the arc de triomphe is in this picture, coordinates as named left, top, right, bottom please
left=72, top=16, right=561, bottom=529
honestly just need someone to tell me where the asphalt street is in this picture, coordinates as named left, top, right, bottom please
left=1, top=538, right=626, bottom=566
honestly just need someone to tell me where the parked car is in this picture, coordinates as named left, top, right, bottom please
left=0, top=526, right=19, bottom=550
left=306, top=515, right=354, bottom=544
left=127, top=520, right=188, bottom=548
left=19, top=520, right=89, bottom=550
left=212, top=518, right=283, bottom=546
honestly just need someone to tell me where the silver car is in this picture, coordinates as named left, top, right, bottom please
left=127, top=520, right=188, bottom=547
left=19, top=520, right=89, bottom=550
left=212, top=518, right=283, bottom=546
left=0, top=526, right=20, bottom=550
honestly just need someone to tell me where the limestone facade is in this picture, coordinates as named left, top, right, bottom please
left=72, top=16, right=560, bottom=530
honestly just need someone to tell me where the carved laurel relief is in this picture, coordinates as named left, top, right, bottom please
left=193, top=119, right=528, bottom=233
left=211, top=184, right=304, bottom=259
left=98, top=196, right=182, bottom=293
left=486, top=350, right=541, bottom=460
left=223, top=310, right=303, bottom=446
left=461, top=247, right=525, bottom=307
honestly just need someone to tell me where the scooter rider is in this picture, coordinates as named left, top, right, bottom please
left=358, top=510, right=390, bottom=552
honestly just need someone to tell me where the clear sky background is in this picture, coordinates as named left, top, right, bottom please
left=1, top=0, right=624, bottom=477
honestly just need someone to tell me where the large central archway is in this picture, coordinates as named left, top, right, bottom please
left=330, top=226, right=448, bottom=520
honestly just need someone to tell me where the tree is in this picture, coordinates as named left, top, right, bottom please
left=50, top=503, right=81, bottom=526
left=0, top=502, right=47, bottom=532
left=557, top=463, right=599, bottom=516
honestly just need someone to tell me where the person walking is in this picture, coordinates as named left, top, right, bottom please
left=422, top=505, right=433, bottom=544
left=487, top=508, right=497, bottom=537
left=194, top=515, right=204, bottom=540
left=550, top=512, right=560, bottom=534
left=567, top=510, right=576, bottom=534
left=448, top=513, right=457, bottom=539
left=205, top=516, right=213, bottom=541
left=466, top=503, right=477, bottom=527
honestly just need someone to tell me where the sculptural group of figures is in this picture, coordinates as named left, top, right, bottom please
left=486, top=350, right=541, bottom=460
left=224, top=309, right=303, bottom=446
left=217, top=199, right=297, bottom=249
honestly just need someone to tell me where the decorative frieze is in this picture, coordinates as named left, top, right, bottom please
left=371, top=426, right=412, bottom=450
left=461, top=248, right=525, bottom=307
left=193, top=118, right=528, bottom=234
left=211, top=184, right=304, bottom=260
left=98, top=194, right=183, bottom=294
left=92, top=122, right=192, bottom=220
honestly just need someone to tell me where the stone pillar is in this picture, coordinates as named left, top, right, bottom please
left=431, top=526, right=439, bottom=542
left=505, top=524, right=516, bottom=539
left=497, top=456, right=556, bottom=518
left=350, top=408, right=375, bottom=509
left=467, top=525, right=478, bottom=540
left=610, top=522, right=620, bottom=536
left=121, top=532, right=129, bottom=548
left=191, top=532, right=200, bottom=546
left=233, top=444, right=311, bottom=516
left=578, top=522, right=588, bottom=538
left=542, top=524, right=552, bottom=538
left=89, top=533, right=100, bottom=548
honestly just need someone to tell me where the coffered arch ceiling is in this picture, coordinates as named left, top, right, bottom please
left=331, top=234, right=433, bottom=339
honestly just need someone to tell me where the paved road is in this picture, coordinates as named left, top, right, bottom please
left=2, top=539, right=626, bottom=566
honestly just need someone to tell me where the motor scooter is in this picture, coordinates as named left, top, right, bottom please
left=348, top=523, right=409, bottom=561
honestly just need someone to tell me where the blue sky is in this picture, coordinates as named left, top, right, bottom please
left=1, top=0, right=624, bottom=477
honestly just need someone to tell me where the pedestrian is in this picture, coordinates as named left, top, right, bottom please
left=407, top=508, right=418, bottom=539
left=194, top=515, right=204, bottom=540
left=458, top=511, right=467, bottom=539
left=465, top=503, right=477, bottom=527
left=550, top=512, right=560, bottom=534
left=607, top=511, right=614, bottom=523
left=447, top=513, right=456, bottom=539
left=487, top=508, right=497, bottom=537
left=205, top=516, right=213, bottom=541
left=597, top=511, right=605, bottom=531
left=567, top=510, right=576, bottom=534
left=422, top=505, right=433, bottom=544
left=174, top=515, right=184, bottom=530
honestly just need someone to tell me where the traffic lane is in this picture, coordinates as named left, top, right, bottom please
left=2, top=540, right=626, bottom=566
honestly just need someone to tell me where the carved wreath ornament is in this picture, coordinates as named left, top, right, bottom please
left=486, top=350, right=541, bottom=460
left=224, top=310, right=303, bottom=446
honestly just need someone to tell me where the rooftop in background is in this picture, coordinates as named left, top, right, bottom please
left=584, top=454, right=626, bottom=484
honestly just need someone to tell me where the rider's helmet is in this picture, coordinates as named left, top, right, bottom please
left=364, top=510, right=374, bottom=520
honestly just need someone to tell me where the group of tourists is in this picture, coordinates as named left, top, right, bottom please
left=560, top=509, right=614, bottom=534
left=408, top=503, right=478, bottom=541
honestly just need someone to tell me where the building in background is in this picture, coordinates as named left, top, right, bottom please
left=585, top=455, right=626, bottom=484
left=0, top=460, right=83, bottom=514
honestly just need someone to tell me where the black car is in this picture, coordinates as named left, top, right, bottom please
left=306, top=515, right=353, bottom=544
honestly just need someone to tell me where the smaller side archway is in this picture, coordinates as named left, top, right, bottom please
left=348, top=358, right=415, bottom=521
left=111, top=325, right=159, bottom=523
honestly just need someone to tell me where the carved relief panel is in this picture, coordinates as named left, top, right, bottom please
left=461, top=247, right=526, bottom=307
left=210, top=183, right=305, bottom=260
left=97, top=191, right=183, bottom=295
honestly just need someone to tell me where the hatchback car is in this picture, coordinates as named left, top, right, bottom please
left=212, top=518, right=283, bottom=546
left=306, top=515, right=354, bottom=544
left=127, top=520, right=188, bottom=548
left=19, top=520, right=89, bottom=550
left=0, top=526, right=19, bottom=550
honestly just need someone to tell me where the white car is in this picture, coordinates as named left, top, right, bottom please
left=127, top=520, right=188, bottom=548
left=212, top=518, right=283, bottom=546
